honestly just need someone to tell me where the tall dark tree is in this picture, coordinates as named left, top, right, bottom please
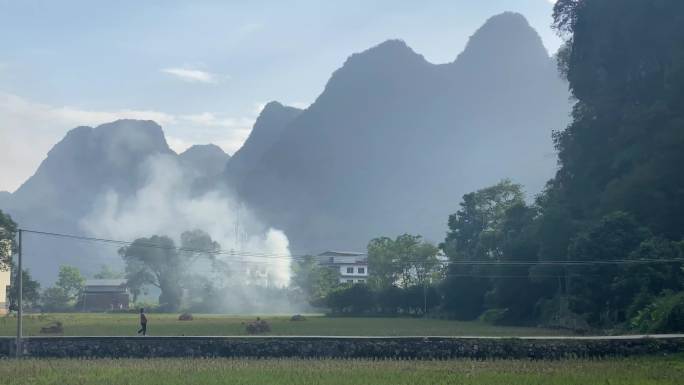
left=120, top=236, right=183, bottom=311
left=440, top=180, right=525, bottom=320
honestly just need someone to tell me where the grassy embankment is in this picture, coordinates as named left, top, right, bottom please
left=0, top=313, right=573, bottom=337
left=1, top=356, right=682, bottom=385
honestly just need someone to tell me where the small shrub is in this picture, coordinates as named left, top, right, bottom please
left=245, top=317, right=271, bottom=334
left=40, top=321, right=64, bottom=334
left=478, top=308, right=509, bottom=324
left=536, top=297, right=590, bottom=333
left=631, top=291, right=684, bottom=333
left=178, top=312, right=194, bottom=321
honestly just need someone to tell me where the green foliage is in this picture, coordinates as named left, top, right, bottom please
left=435, top=0, right=684, bottom=332
left=563, top=212, right=651, bottom=324
left=325, top=284, right=375, bottom=314
left=440, top=180, right=528, bottom=321
left=290, top=255, right=339, bottom=306
left=325, top=284, right=440, bottom=316
left=367, top=234, right=439, bottom=289
left=55, top=265, right=85, bottom=301
left=550, top=0, right=684, bottom=239
left=0, top=210, right=17, bottom=271
left=442, top=180, right=524, bottom=261
left=39, top=265, right=85, bottom=311
left=41, top=287, right=72, bottom=312
left=544, top=0, right=684, bottom=329
left=7, top=268, right=40, bottom=310
left=366, top=237, right=396, bottom=288
left=478, top=308, right=509, bottom=325
left=631, top=291, right=684, bottom=333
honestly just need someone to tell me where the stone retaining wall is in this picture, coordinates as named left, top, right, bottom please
left=2, top=336, right=683, bottom=359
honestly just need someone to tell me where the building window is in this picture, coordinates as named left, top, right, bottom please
left=358, top=267, right=365, bottom=274
left=346, top=267, right=353, bottom=274
left=357, top=279, right=365, bottom=283
left=346, top=279, right=353, bottom=283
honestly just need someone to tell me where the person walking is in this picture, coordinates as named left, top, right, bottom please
left=137, top=308, right=148, bottom=336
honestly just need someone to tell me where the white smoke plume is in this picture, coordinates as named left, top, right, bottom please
left=80, top=154, right=295, bottom=310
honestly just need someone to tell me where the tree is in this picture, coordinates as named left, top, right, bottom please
left=55, top=265, right=85, bottom=301
left=119, top=230, right=220, bottom=311
left=0, top=210, right=17, bottom=271
left=290, top=255, right=339, bottom=306
left=119, top=235, right=183, bottom=311
left=38, top=265, right=86, bottom=311
left=367, top=234, right=439, bottom=289
left=366, top=237, right=397, bottom=288
left=484, top=202, right=548, bottom=324
left=41, top=287, right=71, bottom=312
left=618, top=237, right=684, bottom=321
left=442, top=180, right=525, bottom=261
left=325, top=284, right=374, bottom=314
left=412, top=242, right=440, bottom=287
left=180, top=229, right=220, bottom=264
left=440, top=180, right=525, bottom=320
left=7, top=268, right=40, bottom=311
left=375, top=285, right=403, bottom=314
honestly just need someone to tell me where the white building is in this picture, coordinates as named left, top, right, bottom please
left=318, top=251, right=369, bottom=284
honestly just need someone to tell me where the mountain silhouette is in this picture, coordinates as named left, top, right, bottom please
left=224, top=101, right=302, bottom=186
left=2, top=120, right=229, bottom=282
left=227, top=12, right=570, bottom=251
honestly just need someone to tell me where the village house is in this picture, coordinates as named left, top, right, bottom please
left=317, top=251, right=369, bottom=284
left=81, top=279, right=129, bottom=311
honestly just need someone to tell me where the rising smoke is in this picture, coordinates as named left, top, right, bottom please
left=80, top=153, right=303, bottom=313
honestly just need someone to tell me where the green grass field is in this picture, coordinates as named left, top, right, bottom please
left=0, top=313, right=573, bottom=337
left=1, top=356, right=681, bottom=385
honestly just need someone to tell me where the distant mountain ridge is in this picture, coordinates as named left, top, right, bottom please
left=225, top=12, right=570, bottom=251
left=224, top=101, right=302, bottom=186
left=1, top=120, right=231, bottom=283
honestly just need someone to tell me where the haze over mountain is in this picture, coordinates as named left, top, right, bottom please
left=224, top=102, right=302, bottom=186
left=2, top=120, right=236, bottom=283
left=0, top=192, right=10, bottom=209
left=1, top=12, right=570, bottom=282
left=178, top=144, right=230, bottom=180
left=226, top=12, right=570, bottom=251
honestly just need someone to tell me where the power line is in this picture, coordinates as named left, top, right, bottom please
left=18, top=228, right=684, bottom=267
left=20, top=228, right=305, bottom=261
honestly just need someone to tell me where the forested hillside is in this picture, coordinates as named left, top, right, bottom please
left=438, top=0, right=684, bottom=331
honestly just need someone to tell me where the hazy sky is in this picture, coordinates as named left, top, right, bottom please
left=0, top=0, right=561, bottom=192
